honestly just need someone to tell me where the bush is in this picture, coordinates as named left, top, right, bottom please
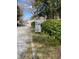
left=42, top=19, right=61, bottom=42
left=42, top=20, right=61, bottom=35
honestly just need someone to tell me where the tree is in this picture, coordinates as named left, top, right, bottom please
left=17, top=6, right=22, bottom=21
left=17, top=5, right=23, bottom=26
left=32, top=0, right=61, bottom=19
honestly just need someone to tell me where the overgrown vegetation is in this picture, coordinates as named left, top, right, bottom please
left=32, top=0, right=61, bottom=58
left=32, top=19, right=61, bottom=47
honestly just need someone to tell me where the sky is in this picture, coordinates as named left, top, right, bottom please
left=17, top=0, right=33, bottom=20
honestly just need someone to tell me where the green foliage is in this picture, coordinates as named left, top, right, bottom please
left=42, top=19, right=61, bottom=41
left=32, top=19, right=61, bottom=47
left=33, top=0, right=61, bottom=19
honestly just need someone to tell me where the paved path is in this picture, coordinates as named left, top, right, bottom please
left=17, top=26, right=32, bottom=59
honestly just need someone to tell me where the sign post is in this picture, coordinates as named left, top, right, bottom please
left=35, top=17, right=42, bottom=32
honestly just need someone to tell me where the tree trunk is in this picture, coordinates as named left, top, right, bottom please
left=54, top=10, right=59, bottom=19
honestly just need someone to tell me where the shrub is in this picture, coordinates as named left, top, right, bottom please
left=42, top=19, right=61, bottom=42
left=42, top=20, right=61, bottom=35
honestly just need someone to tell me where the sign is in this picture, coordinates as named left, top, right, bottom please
left=35, top=17, right=42, bottom=32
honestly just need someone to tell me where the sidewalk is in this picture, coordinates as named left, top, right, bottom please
left=17, top=26, right=32, bottom=59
